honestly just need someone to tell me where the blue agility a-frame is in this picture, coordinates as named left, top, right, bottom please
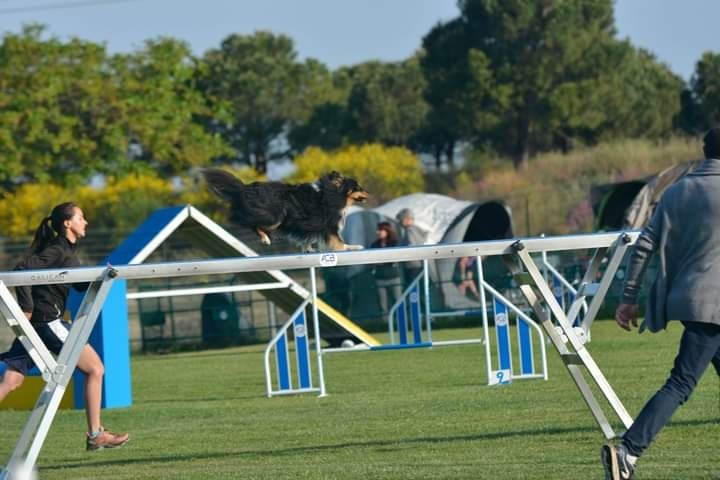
left=68, top=205, right=378, bottom=409
left=67, top=206, right=189, bottom=409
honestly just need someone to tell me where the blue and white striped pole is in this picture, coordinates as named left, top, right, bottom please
left=492, top=298, right=512, bottom=385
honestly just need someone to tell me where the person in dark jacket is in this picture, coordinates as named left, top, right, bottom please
left=395, top=208, right=428, bottom=287
left=601, top=129, right=720, bottom=479
left=370, top=222, right=403, bottom=315
left=0, top=202, right=129, bottom=451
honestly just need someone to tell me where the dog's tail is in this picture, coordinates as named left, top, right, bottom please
left=202, top=168, right=245, bottom=201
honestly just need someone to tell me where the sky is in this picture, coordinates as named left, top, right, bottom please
left=0, top=0, right=718, bottom=82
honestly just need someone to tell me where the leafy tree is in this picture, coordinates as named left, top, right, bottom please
left=199, top=32, right=335, bottom=173
left=0, top=25, right=123, bottom=187
left=0, top=27, right=228, bottom=188
left=594, top=45, right=683, bottom=141
left=287, top=69, right=353, bottom=153
left=681, top=51, right=720, bottom=133
left=472, top=0, right=626, bottom=168
left=419, top=18, right=505, bottom=168
left=289, top=59, right=429, bottom=156
left=342, top=59, right=429, bottom=147
left=111, top=38, right=232, bottom=177
left=287, top=102, right=349, bottom=152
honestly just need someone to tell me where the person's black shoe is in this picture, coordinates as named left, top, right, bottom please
left=601, top=443, right=636, bottom=480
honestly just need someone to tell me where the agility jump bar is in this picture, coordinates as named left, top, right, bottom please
left=0, top=231, right=640, bottom=287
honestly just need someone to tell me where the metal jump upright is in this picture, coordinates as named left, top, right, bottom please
left=0, top=267, right=118, bottom=478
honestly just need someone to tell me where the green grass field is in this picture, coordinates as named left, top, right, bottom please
left=1, top=321, right=718, bottom=479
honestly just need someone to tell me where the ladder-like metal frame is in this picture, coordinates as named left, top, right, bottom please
left=0, top=267, right=117, bottom=478
left=503, top=235, right=634, bottom=439
left=0, top=231, right=640, bottom=473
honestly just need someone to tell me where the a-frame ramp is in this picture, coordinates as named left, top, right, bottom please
left=110, top=205, right=379, bottom=347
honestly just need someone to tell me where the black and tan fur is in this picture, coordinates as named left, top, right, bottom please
left=203, top=169, right=369, bottom=252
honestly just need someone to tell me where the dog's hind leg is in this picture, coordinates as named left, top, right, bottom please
left=326, top=234, right=363, bottom=251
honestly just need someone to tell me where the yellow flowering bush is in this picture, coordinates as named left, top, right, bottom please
left=290, top=144, right=424, bottom=205
left=81, top=174, right=177, bottom=235
left=0, top=184, right=69, bottom=238
left=0, top=167, right=264, bottom=241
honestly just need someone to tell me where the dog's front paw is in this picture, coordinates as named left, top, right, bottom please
left=344, top=244, right=364, bottom=251
left=257, top=229, right=272, bottom=245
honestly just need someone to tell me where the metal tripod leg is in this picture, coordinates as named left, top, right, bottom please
left=1, top=267, right=117, bottom=476
left=564, top=247, right=607, bottom=328
left=0, top=284, right=57, bottom=381
left=579, top=235, right=632, bottom=332
left=504, top=241, right=632, bottom=439
left=565, top=234, right=631, bottom=335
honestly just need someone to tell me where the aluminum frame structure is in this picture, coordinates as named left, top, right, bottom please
left=0, top=267, right=117, bottom=479
left=370, top=261, right=548, bottom=385
left=0, top=231, right=639, bottom=474
left=501, top=233, right=636, bottom=439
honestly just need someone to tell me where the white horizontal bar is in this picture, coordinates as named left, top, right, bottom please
left=0, top=231, right=639, bottom=287
left=512, top=374, right=546, bottom=380
left=322, top=345, right=372, bottom=354
left=126, top=282, right=290, bottom=300
left=430, top=339, right=484, bottom=347
left=323, top=338, right=484, bottom=354
left=429, top=310, right=483, bottom=318
left=268, top=387, right=321, bottom=397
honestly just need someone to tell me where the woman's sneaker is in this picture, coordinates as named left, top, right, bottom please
left=601, top=443, right=637, bottom=480
left=86, top=427, right=130, bottom=451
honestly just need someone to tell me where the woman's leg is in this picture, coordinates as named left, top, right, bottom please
left=77, top=345, right=129, bottom=450
left=391, top=282, right=403, bottom=306
left=377, top=286, right=389, bottom=313
left=466, top=279, right=480, bottom=299
left=0, top=369, right=26, bottom=402
left=75, top=344, right=104, bottom=433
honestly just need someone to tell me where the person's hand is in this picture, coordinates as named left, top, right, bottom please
left=23, top=312, right=32, bottom=321
left=615, top=303, right=639, bottom=331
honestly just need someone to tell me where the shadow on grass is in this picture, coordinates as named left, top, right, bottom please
left=137, top=393, right=265, bottom=404
left=42, top=417, right=719, bottom=472
left=43, top=425, right=592, bottom=471
left=137, top=349, right=261, bottom=362
left=31, top=418, right=697, bottom=471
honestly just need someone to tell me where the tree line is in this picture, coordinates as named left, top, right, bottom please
left=1, top=0, right=718, bottom=191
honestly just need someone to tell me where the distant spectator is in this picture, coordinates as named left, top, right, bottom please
left=452, top=256, right=480, bottom=301
left=370, top=222, right=403, bottom=315
left=396, top=208, right=428, bottom=287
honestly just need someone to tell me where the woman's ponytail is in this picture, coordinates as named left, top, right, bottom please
left=29, top=203, right=78, bottom=253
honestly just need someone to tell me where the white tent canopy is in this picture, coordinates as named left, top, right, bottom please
left=340, top=193, right=514, bottom=311
left=373, top=193, right=473, bottom=244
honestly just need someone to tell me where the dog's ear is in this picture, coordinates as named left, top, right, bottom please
left=320, top=171, right=345, bottom=190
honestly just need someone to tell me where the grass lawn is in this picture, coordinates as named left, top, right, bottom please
left=1, top=321, right=718, bottom=479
